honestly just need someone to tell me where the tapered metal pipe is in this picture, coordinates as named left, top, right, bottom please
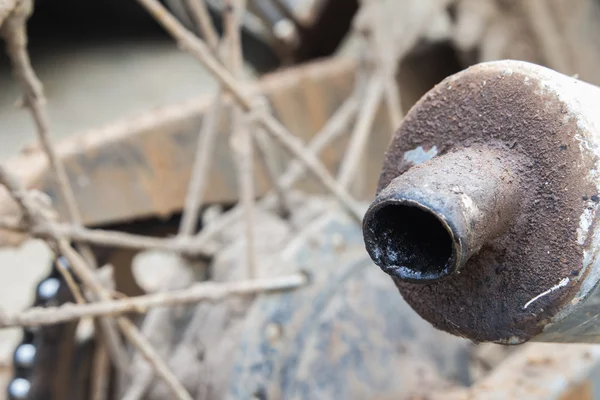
left=363, top=147, right=520, bottom=283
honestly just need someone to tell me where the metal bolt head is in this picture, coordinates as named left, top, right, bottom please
left=273, top=19, right=299, bottom=47
left=8, top=378, right=30, bottom=399
left=36, top=277, right=60, bottom=302
left=13, top=343, right=36, bottom=368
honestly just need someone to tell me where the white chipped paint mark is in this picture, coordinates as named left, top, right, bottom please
left=503, top=336, right=525, bottom=345
left=460, top=193, right=479, bottom=223
left=574, top=132, right=595, bottom=160
left=460, top=193, right=477, bottom=214
left=577, top=204, right=597, bottom=245
left=403, top=145, right=438, bottom=166
left=523, top=277, right=570, bottom=310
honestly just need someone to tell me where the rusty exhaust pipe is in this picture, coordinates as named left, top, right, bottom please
left=363, top=147, right=521, bottom=283
left=363, top=60, right=600, bottom=344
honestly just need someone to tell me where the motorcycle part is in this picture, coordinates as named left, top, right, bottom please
left=363, top=60, right=600, bottom=344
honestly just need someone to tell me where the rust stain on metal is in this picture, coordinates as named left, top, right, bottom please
left=373, top=65, right=596, bottom=342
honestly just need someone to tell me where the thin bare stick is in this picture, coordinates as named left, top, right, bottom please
left=0, top=164, right=133, bottom=373
left=3, top=19, right=80, bottom=227
left=0, top=218, right=216, bottom=256
left=186, top=0, right=220, bottom=51
left=178, top=92, right=224, bottom=237
left=137, top=0, right=252, bottom=109
left=253, top=127, right=291, bottom=216
left=258, top=112, right=364, bottom=219
left=136, top=0, right=363, bottom=221
left=0, top=273, right=306, bottom=328
left=91, top=337, right=110, bottom=400
left=224, top=0, right=257, bottom=278
left=56, top=256, right=127, bottom=382
left=56, top=256, right=86, bottom=304
left=1, top=6, right=97, bottom=267
left=232, top=115, right=258, bottom=277
left=277, top=95, right=361, bottom=189
left=190, top=93, right=361, bottom=248
left=0, top=0, right=18, bottom=27
left=0, top=166, right=192, bottom=400
left=337, top=76, right=383, bottom=189
left=522, top=0, right=572, bottom=75
left=97, top=317, right=130, bottom=377
left=58, top=241, right=193, bottom=400
left=362, top=0, right=403, bottom=128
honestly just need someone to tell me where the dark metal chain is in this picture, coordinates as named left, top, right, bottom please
left=7, top=256, right=78, bottom=400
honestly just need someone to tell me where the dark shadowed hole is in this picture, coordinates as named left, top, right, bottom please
left=367, top=204, right=454, bottom=281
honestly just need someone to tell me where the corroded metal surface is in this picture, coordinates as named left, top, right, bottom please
left=365, top=60, right=600, bottom=343
left=0, top=56, right=390, bottom=246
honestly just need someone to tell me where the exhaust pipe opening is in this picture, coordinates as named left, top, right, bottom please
left=364, top=147, right=521, bottom=284
left=364, top=201, right=456, bottom=283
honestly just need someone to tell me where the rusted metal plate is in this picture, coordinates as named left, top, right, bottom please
left=0, top=57, right=391, bottom=241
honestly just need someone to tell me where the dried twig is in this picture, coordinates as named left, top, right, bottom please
left=0, top=273, right=306, bottom=327
left=178, top=92, right=224, bottom=237
left=186, top=0, right=220, bottom=51
left=277, top=94, right=362, bottom=189
left=0, top=165, right=192, bottom=400
left=55, top=256, right=86, bottom=304
left=0, top=0, right=18, bottom=27
left=91, top=336, right=110, bottom=400
left=223, top=0, right=258, bottom=278
left=0, top=218, right=216, bottom=256
left=0, top=2, right=98, bottom=267
left=0, top=164, right=129, bottom=372
left=138, top=0, right=251, bottom=108
left=136, top=0, right=363, bottom=222
left=121, top=254, right=197, bottom=400
left=97, top=316, right=129, bottom=379
left=360, top=0, right=403, bottom=129
left=258, top=109, right=364, bottom=219
left=253, top=127, right=291, bottom=216
left=336, top=75, right=383, bottom=188
left=189, top=93, right=361, bottom=250
left=59, top=241, right=194, bottom=400
left=522, top=0, right=572, bottom=74
left=6, top=32, right=81, bottom=228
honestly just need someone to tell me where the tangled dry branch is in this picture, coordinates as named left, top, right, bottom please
left=0, top=273, right=307, bottom=328
left=0, top=0, right=414, bottom=398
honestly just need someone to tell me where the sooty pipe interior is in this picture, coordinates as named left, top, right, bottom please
left=368, top=203, right=454, bottom=282
left=364, top=147, right=521, bottom=284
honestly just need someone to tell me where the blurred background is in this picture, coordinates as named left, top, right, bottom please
left=2, top=0, right=600, bottom=397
